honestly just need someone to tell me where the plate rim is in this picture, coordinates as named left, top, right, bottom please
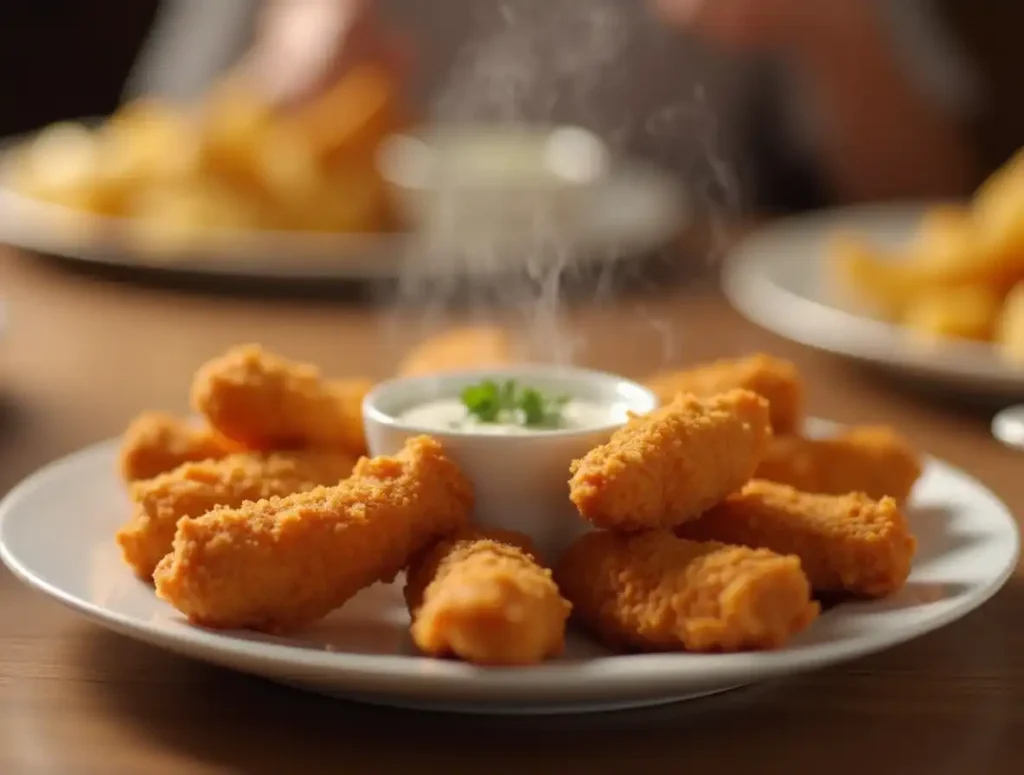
left=1, top=424, right=1019, bottom=703
left=721, top=202, right=1024, bottom=389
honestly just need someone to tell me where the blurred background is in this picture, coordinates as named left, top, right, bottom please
left=5, top=0, right=1023, bottom=220
left=2, top=0, right=1024, bottom=379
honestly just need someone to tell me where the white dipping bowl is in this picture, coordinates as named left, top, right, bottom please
left=362, top=365, right=657, bottom=560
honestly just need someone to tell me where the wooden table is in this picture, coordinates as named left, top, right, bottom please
left=1, top=251, right=1022, bottom=775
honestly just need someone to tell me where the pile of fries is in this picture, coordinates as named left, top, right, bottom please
left=8, top=64, right=405, bottom=246
left=829, top=150, right=1024, bottom=365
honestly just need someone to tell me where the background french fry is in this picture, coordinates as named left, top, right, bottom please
left=11, top=122, right=124, bottom=215
left=908, top=205, right=975, bottom=266
left=997, top=282, right=1024, bottom=365
left=828, top=234, right=911, bottom=319
left=830, top=146, right=1024, bottom=366
left=10, top=64, right=407, bottom=244
left=902, top=285, right=1002, bottom=343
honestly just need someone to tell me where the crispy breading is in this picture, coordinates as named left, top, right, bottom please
left=645, top=354, right=804, bottom=434
left=556, top=530, right=818, bottom=652
left=569, top=390, right=772, bottom=531
left=404, top=529, right=570, bottom=666
left=153, top=436, right=473, bottom=633
left=676, top=480, right=916, bottom=597
left=190, top=344, right=370, bottom=454
left=756, top=426, right=922, bottom=502
left=119, top=411, right=238, bottom=482
left=398, top=325, right=518, bottom=377
left=117, top=451, right=356, bottom=579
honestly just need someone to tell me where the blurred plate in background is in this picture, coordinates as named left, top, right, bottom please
left=0, top=126, right=686, bottom=283
left=722, top=203, right=1024, bottom=400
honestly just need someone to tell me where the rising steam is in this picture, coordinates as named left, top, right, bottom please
left=385, top=0, right=739, bottom=370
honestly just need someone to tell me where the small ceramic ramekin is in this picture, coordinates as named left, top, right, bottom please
left=362, top=364, right=657, bottom=560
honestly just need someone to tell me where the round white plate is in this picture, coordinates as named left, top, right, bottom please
left=722, top=203, right=1024, bottom=399
left=0, top=131, right=684, bottom=282
left=0, top=421, right=1018, bottom=714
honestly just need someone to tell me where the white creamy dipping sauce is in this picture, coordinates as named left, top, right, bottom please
left=397, top=396, right=629, bottom=435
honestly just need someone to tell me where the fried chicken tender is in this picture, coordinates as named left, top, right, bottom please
left=191, top=344, right=371, bottom=454
left=398, top=325, right=518, bottom=377
left=556, top=530, right=818, bottom=652
left=119, top=411, right=239, bottom=482
left=676, top=480, right=916, bottom=597
left=756, top=426, right=922, bottom=502
left=404, top=529, right=570, bottom=666
left=153, top=436, right=473, bottom=633
left=644, top=354, right=803, bottom=434
left=117, top=451, right=356, bottom=579
left=569, top=390, right=772, bottom=531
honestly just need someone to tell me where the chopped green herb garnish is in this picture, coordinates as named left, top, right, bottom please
left=499, top=379, right=517, bottom=410
left=460, top=380, right=503, bottom=422
left=518, top=388, right=547, bottom=425
left=460, top=379, right=571, bottom=428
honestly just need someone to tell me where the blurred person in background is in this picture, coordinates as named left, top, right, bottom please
left=651, top=0, right=1021, bottom=212
left=1, top=0, right=1021, bottom=215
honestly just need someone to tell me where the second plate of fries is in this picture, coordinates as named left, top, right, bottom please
left=724, top=153, right=1024, bottom=397
left=0, top=66, right=414, bottom=279
left=0, top=64, right=685, bottom=282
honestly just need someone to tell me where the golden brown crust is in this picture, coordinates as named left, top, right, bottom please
left=397, top=326, right=518, bottom=377
left=153, top=436, right=473, bottom=633
left=117, top=451, right=356, bottom=579
left=404, top=529, right=570, bottom=666
left=677, top=480, right=917, bottom=597
left=190, top=344, right=370, bottom=454
left=569, top=390, right=772, bottom=531
left=118, top=412, right=239, bottom=482
left=645, top=354, right=804, bottom=434
left=556, top=530, right=819, bottom=652
left=756, top=426, right=923, bottom=502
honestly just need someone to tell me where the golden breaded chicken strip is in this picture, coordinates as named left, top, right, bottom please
left=404, top=529, right=570, bottom=666
left=117, top=451, right=356, bottom=579
left=191, top=344, right=371, bottom=454
left=398, top=325, right=518, bottom=377
left=556, top=530, right=818, bottom=652
left=645, top=354, right=804, bottom=434
left=119, top=411, right=239, bottom=482
left=756, top=426, right=923, bottom=502
left=677, top=480, right=916, bottom=597
left=154, top=436, right=473, bottom=633
left=569, top=390, right=772, bottom=531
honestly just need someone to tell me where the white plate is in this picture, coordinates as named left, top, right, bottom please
left=0, top=420, right=1018, bottom=714
left=722, top=203, right=1024, bottom=399
left=0, top=130, right=685, bottom=282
